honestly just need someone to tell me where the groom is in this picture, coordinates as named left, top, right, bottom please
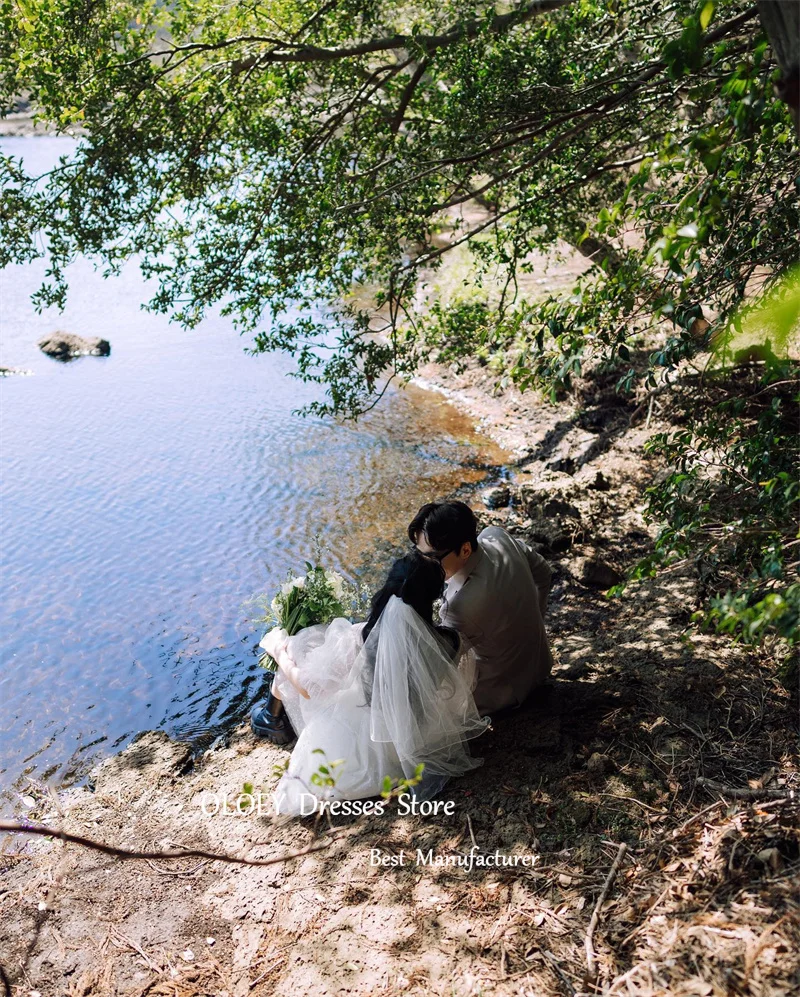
left=409, top=501, right=554, bottom=715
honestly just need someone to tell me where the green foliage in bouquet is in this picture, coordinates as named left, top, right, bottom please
left=258, top=563, right=349, bottom=671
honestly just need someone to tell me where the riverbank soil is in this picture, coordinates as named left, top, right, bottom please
left=1, top=362, right=798, bottom=997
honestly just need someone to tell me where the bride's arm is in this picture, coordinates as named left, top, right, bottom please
left=278, top=656, right=310, bottom=699
left=275, top=642, right=311, bottom=699
left=261, top=628, right=311, bottom=699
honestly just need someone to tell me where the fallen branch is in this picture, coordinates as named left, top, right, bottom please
left=695, top=777, right=793, bottom=800
left=0, top=820, right=333, bottom=867
left=585, top=842, right=628, bottom=978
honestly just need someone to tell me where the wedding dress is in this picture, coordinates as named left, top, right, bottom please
left=261, top=597, right=489, bottom=816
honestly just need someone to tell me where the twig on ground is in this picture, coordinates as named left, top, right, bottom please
left=695, top=777, right=792, bottom=800
left=144, top=857, right=209, bottom=877
left=249, top=955, right=286, bottom=989
left=668, top=799, right=724, bottom=838
left=109, top=928, right=161, bottom=972
left=585, top=841, right=628, bottom=978
left=0, top=820, right=334, bottom=867
left=598, top=793, right=663, bottom=813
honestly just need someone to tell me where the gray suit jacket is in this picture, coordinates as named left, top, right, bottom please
left=440, top=526, right=554, bottom=714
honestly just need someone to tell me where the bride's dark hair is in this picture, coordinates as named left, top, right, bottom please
left=362, top=551, right=444, bottom=644
left=360, top=552, right=459, bottom=704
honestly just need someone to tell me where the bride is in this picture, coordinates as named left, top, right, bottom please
left=258, top=552, right=489, bottom=816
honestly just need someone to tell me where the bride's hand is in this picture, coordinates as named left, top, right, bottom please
left=259, top=626, right=289, bottom=658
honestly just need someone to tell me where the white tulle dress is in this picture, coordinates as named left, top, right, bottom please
left=260, top=597, right=489, bottom=816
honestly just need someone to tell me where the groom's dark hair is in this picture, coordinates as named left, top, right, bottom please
left=408, top=501, right=479, bottom=554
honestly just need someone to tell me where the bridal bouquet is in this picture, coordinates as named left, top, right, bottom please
left=258, top=563, right=352, bottom=671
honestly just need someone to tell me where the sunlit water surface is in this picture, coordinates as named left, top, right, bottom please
left=0, top=138, right=508, bottom=800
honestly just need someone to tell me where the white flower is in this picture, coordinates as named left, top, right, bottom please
left=324, top=570, right=346, bottom=601
left=281, top=575, right=305, bottom=596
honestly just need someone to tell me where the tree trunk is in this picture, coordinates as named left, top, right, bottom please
left=758, top=1, right=800, bottom=138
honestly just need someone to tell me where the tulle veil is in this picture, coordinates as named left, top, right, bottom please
left=366, top=596, right=488, bottom=791
left=272, top=595, right=488, bottom=805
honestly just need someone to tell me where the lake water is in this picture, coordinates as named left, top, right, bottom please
left=0, top=137, right=507, bottom=800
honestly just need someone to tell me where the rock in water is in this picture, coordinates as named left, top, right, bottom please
left=484, top=485, right=511, bottom=509
left=0, top=365, right=33, bottom=376
left=38, top=332, right=111, bottom=360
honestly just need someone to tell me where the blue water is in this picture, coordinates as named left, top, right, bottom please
left=0, top=137, right=505, bottom=796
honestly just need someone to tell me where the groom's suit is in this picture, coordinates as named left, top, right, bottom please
left=440, top=525, right=553, bottom=714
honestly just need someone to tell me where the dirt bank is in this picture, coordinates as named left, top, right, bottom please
left=1, top=362, right=798, bottom=997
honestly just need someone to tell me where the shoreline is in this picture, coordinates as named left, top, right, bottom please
left=411, top=372, right=535, bottom=459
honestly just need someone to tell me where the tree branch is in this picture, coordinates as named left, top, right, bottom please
left=389, top=58, right=429, bottom=136
left=124, top=1, right=574, bottom=75
left=336, top=6, right=759, bottom=216
left=398, top=152, right=648, bottom=275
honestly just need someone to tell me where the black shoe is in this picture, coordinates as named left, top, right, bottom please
left=250, top=692, right=296, bottom=745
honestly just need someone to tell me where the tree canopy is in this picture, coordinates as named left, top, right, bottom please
left=1, top=0, right=798, bottom=645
